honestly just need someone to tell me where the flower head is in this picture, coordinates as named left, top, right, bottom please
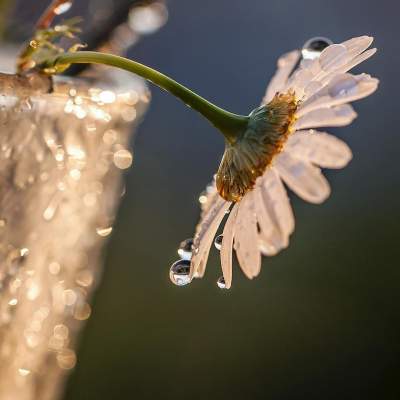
left=182, top=36, right=378, bottom=289
left=217, top=91, right=298, bottom=202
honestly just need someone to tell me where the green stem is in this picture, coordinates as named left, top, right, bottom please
left=48, top=51, right=249, bottom=143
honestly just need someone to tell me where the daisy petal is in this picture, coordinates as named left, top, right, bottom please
left=234, top=193, right=261, bottom=279
left=341, top=36, right=373, bottom=59
left=190, top=197, right=231, bottom=279
left=318, top=44, right=350, bottom=72
left=263, top=168, right=295, bottom=240
left=286, top=130, right=353, bottom=169
left=275, top=152, right=331, bottom=204
left=263, top=50, right=300, bottom=104
left=253, top=184, right=285, bottom=255
left=338, top=48, right=377, bottom=75
left=295, top=104, right=357, bottom=129
left=298, top=73, right=379, bottom=116
left=220, top=203, right=240, bottom=289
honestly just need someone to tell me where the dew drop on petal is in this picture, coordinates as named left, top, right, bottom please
left=214, top=234, right=223, bottom=250
left=302, top=37, right=333, bottom=60
left=177, top=238, right=193, bottom=260
left=217, top=276, right=227, bottom=289
left=169, top=260, right=191, bottom=286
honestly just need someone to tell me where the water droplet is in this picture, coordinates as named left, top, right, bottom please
left=18, top=368, right=31, bottom=377
left=49, top=261, right=61, bottom=275
left=113, top=149, right=133, bottom=169
left=98, top=90, right=116, bottom=104
left=63, top=289, right=77, bottom=306
left=54, top=1, right=72, bottom=15
left=198, top=191, right=208, bottom=204
left=76, top=270, right=93, bottom=287
left=57, top=348, right=77, bottom=370
left=29, top=40, right=38, bottom=49
left=73, top=302, right=91, bottom=320
left=53, top=324, right=69, bottom=339
left=129, top=3, right=168, bottom=35
left=217, top=276, right=227, bottom=289
left=302, top=37, right=333, bottom=60
left=96, top=226, right=113, bottom=237
left=8, top=298, right=18, bottom=306
left=214, top=234, right=223, bottom=250
left=103, top=129, right=118, bottom=145
left=20, top=248, right=29, bottom=257
left=177, top=238, right=193, bottom=260
left=169, top=260, right=191, bottom=286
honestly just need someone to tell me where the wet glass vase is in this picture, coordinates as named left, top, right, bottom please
left=0, top=69, right=149, bottom=400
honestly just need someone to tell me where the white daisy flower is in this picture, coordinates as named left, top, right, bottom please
left=176, top=36, right=378, bottom=289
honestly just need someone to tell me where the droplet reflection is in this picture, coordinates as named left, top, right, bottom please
left=217, top=276, right=227, bottom=289
left=177, top=238, right=193, bottom=260
left=214, top=234, right=223, bottom=250
left=302, top=37, right=333, bottom=60
left=169, top=260, right=191, bottom=286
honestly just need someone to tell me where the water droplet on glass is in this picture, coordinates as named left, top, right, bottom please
left=73, top=302, right=91, bottom=320
left=63, top=289, right=77, bottom=306
left=57, top=348, right=77, bottom=369
left=169, top=259, right=191, bottom=286
left=129, top=3, right=168, bottom=35
left=217, top=276, right=227, bottom=289
left=18, top=368, right=31, bottom=377
left=54, top=1, right=72, bottom=15
left=8, top=298, right=18, bottom=306
left=98, top=90, right=116, bottom=104
left=113, top=149, right=133, bottom=169
left=177, top=238, right=193, bottom=260
left=96, top=226, right=113, bottom=237
left=49, top=261, right=61, bottom=275
left=302, top=37, right=333, bottom=60
left=214, top=234, right=223, bottom=250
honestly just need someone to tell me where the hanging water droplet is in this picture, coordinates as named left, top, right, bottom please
left=217, top=276, right=226, bottom=289
left=169, top=260, right=191, bottom=286
left=177, top=238, right=193, bottom=260
left=214, top=234, right=223, bottom=250
left=302, top=37, right=333, bottom=60
left=54, top=1, right=72, bottom=15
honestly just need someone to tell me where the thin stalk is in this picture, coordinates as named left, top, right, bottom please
left=48, top=51, right=249, bottom=143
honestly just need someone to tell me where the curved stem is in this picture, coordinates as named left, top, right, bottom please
left=49, top=51, right=249, bottom=143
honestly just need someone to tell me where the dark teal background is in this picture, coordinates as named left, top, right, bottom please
left=13, top=0, right=400, bottom=399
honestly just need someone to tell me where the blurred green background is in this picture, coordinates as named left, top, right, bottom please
left=4, top=0, right=400, bottom=399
